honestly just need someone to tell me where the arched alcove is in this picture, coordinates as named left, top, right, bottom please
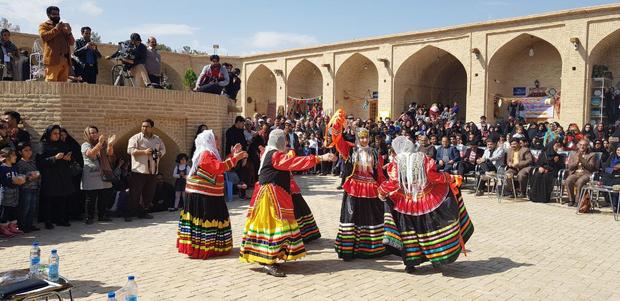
left=588, top=29, right=620, bottom=124
left=335, top=53, right=379, bottom=120
left=246, top=64, right=277, bottom=118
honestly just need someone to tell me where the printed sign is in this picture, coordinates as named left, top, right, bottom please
left=513, top=87, right=527, bottom=96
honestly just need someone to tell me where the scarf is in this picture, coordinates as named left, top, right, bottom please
left=189, top=130, right=220, bottom=176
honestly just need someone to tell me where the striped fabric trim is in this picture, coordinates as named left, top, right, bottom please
left=296, top=213, right=321, bottom=243
left=335, top=223, right=386, bottom=258
left=176, top=210, right=232, bottom=259
left=383, top=212, right=403, bottom=250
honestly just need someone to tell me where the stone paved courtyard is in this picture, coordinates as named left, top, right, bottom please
left=1, top=175, right=619, bottom=300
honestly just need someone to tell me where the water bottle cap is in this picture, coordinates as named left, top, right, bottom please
left=51, top=249, right=57, bottom=254
left=32, top=241, right=39, bottom=246
left=128, top=275, right=135, bottom=280
left=108, top=292, right=116, bottom=297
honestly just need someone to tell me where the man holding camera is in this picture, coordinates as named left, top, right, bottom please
left=73, top=26, right=101, bottom=84
left=126, top=119, right=166, bottom=221
left=107, top=33, right=151, bottom=88
left=145, top=36, right=162, bottom=86
left=194, top=54, right=229, bottom=94
left=39, top=6, right=75, bottom=82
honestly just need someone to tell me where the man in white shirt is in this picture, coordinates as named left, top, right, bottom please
left=125, top=119, right=166, bottom=221
left=475, top=139, right=505, bottom=196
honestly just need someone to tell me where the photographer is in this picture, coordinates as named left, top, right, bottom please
left=126, top=119, right=166, bottom=221
left=145, top=36, right=162, bottom=86
left=194, top=55, right=229, bottom=94
left=38, top=6, right=75, bottom=82
left=106, top=33, right=151, bottom=88
left=73, top=26, right=101, bottom=84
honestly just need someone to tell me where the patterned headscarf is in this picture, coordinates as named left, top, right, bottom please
left=189, top=130, right=220, bottom=176
left=258, top=129, right=286, bottom=174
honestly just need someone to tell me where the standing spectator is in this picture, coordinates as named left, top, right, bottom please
left=565, top=139, right=598, bottom=207
left=0, top=29, right=18, bottom=81
left=60, top=128, right=84, bottom=220
left=16, top=142, right=41, bottom=232
left=3, top=111, right=31, bottom=147
left=126, top=119, right=166, bottom=221
left=38, top=6, right=75, bottom=82
left=283, top=120, right=301, bottom=155
left=0, top=148, right=26, bottom=237
left=225, top=116, right=249, bottom=199
left=435, top=136, right=460, bottom=173
left=73, top=26, right=101, bottom=84
left=37, top=125, right=75, bottom=229
left=190, top=124, right=209, bottom=157
left=169, top=153, right=189, bottom=211
left=194, top=55, right=229, bottom=94
left=145, top=36, right=162, bottom=85
left=81, top=126, right=115, bottom=224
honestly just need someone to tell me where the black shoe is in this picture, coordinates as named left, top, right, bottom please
left=405, top=265, right=416, bottom=274
left=45, top=223, right=54, bottom=230
left=475, top=191, right=484, bottom=196
left=262, top=265, right=286, bottom=277
left=124, top=217, right=133, bottom=222
left=342, top=257, right=353, bottom=262
left=85, top=218, right=94, bottom=225
left=138, top=213, right=154, bottom=219
left=56, top=222, right=71, bottom=227
left=167, top=207, right=178, bottom=212
left=30, top=226, right=41, bottom=231
left=98, top=216, right=112, bottom=222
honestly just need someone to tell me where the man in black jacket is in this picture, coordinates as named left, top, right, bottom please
left=73, top=27, right=101, bottom=84
left=225, top=116, right=249, bottom=198
left=283, top=120, right=300, bottom=155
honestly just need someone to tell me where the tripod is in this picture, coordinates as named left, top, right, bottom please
left=111, top=60, right=135, bottom=87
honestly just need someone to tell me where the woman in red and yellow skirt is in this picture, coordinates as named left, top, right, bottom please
left=239, top=129, right=335, bottom=277
left=177, top=130, right=248, bottom=259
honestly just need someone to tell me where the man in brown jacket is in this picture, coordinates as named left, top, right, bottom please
left=38, top=6, right=75, bottom=82
left=506, top=138, right=533, bottom=197
left=566, top=139, right=599, bottom=206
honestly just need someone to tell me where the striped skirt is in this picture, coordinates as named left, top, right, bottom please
left=334, top=192, right=387, bottom=260
left=239, top=184, right=306, bottom=265
left=385, top=189, right=474, bottom=268
left=177, top=193, right=232, bottom=259
left=292, top=193, right=321, bottom=243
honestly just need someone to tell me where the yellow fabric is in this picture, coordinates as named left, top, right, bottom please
left=239, top=190, right=306, bottom=264
left=45, top=60, right=70, bottom=82
left=512, top=152, right=520, bottom=166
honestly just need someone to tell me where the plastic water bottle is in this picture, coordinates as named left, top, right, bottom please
left=29, top=241, right=41, bottom=275
left=107, top=291, right=118, bottom=301
left=48, top=249, right=59, bottom=282
left=124, top=275, right=138, bottom=301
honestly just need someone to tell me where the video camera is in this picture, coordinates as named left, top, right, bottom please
left=108, top=41, right=136, bottom=66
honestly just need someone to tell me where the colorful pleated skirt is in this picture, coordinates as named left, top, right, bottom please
left=239, top=184, right=306, bottom=265
left=334, top=192, right=387, bottom=259
left=385, top=189, right=474, bottom=268
left=292, top=193, right=321, bottom=243
left=177, top=193, right=232, bottom=259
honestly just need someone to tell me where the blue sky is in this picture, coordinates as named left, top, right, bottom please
left=0, top=0, right=617, bottom=55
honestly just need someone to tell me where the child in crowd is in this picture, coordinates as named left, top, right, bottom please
left=16, top=142, right=41, bottom=232
left=170, top=153, right=189, bottom=211
left=0, top=147, right=26, bottom=237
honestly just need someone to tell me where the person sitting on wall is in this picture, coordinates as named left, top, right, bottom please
left=193, top=55, right=229, bottom=94
left=223, top=64, right=241, bottom=100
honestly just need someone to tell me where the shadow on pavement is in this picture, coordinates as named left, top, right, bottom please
left=67, top=280, right=122, bottom=299
left=420, top=256, right=534, bottom=278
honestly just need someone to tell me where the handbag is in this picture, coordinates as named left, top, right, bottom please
left=98, top=147, right=118, bottom=183
left=578, top=194, right=591, bottom=213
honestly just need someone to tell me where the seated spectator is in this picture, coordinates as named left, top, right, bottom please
left=435, top=136, right=460, bottom=173
left=601, top=145, right=620, bottom=210
left=529, top=141, right=566, bottom=203
left=505, top=138, right=533, bottom=197
left=417, top=135, right=436, bottom=159
left=475, top=139, right=506, bottom=196
left=151, top=173, right=174, bottom=212
left=458, top=141, right=483, bottom=175
left=194, top=55, right=229, bottom=94
left=592, top=139, right=609, bottom=163
left=565, top=139, right=599, bottom=206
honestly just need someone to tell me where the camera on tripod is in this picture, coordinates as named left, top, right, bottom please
left=108, top=41, right=136, bottom=68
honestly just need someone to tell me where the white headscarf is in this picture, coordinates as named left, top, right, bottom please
left=392, top=136, right=427, bottom=199
left=189, top=130, right=220, bottom=176
left=258, top=129, right=286, bottom=174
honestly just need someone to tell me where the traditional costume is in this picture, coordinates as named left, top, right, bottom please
left=239, top=129, right=323, bottom=276
left=378, top=136, right=474, bottom=273
left=290, top=176, right=321, bottom=243
left=177, top=130, right=238, bottom=259
left=327, top=110, right=387, bottom=260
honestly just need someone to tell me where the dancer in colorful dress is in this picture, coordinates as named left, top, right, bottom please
left=177, top=130, right=248, bottom=259
left=328, top=110, right=387, bottom=260
left=239, top=129, right=335, bottom=277
left=378, top=136, right=474, bottom=273
left=290, top=176, right=321, bottom=243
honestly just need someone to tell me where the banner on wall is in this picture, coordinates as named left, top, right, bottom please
left=501, top=97, right=555, bottom=119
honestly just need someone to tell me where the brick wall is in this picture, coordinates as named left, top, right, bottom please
left=0, top=81, right=231, bottom=180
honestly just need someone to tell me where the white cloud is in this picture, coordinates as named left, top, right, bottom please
left=249, top=31, right=318, bottom=49
left=0, top=0, right=62, bottom=30
left=121, top=23, right=198, bottom=37
left=79, top=1, right=102, bottom=16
